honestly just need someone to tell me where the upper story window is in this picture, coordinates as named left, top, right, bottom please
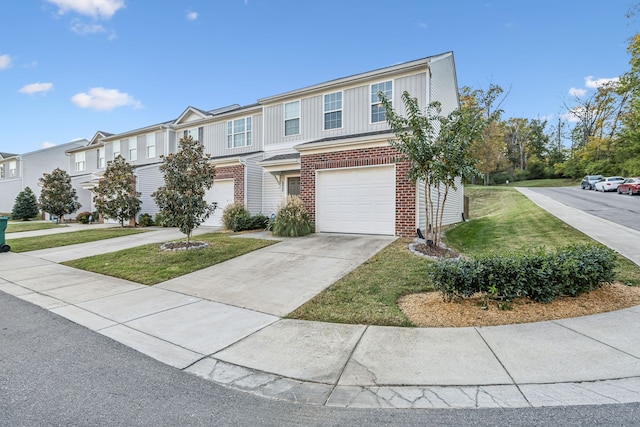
left=284, top=101, right=300, bottom=136
left=129, top=137, right=137, bottom=161
left=184, top=127, right=202, bottom=143
left=324, top=91, right=343, bottom=130
left=370, top=80, right=393, bottom=123
left=75, top=152, right=86, bottom=172
left=97, top=148, right=105, bottom=168
left=146, top=133, right=156, bottom=158
left=9, top=160, right=16, bottom=177
left=113, top=141, right=121, bottom=159
left=227, top=117, right=252, bottom=148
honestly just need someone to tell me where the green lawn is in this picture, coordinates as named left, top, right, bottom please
left=7, top=228, right=148, bottom=252
left=63, top=233, right=277, bottom=285
left=6, top=222, right=65, bottom=233
left=288, top=186, right=640, bottom=326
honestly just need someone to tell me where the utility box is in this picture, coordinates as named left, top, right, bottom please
left=0, top=217, right=10, bottom=252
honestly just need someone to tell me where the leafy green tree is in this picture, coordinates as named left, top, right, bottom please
left=11, top=187, right=39, bottom=220
left=616, top=33, right=640, bottom=176
left=93, top=155, right=142, bottom=227
left=152, top=135, right=216, bottom=245
left=381, top=91, right=482, bottom=246
left=39, top=168, right=81, bottom=224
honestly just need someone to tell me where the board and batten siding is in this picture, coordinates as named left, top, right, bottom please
left=197, top=114, right=262, bottom=158
left=430, top=54, right=459, bottom=116
left=261, top=71, right=428, bottom=147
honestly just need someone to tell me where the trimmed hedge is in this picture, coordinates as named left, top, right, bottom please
left=232, top=213, right=269, bottom=232
left=428, top=244, right=617, bottom=303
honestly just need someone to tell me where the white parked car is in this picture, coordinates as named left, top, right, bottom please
left=593, top=176, right=625, bottom=192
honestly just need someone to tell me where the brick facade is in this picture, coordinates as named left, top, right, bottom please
left=300, top=146, right=415, bottom=237
left=215, top=164, right=245, bottom=203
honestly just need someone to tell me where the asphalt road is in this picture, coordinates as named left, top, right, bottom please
left=525, top=186, right=640, bottom=232
left=3, top=292, right=640, bottom=426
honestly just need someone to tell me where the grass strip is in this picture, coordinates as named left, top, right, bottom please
left=63, top=233, right=277, bottom=285
left=7, top=228, right=147, bottom=252
left=286, top=239, right=433, bottom=326
left=6, top=222, right=65, bottom=233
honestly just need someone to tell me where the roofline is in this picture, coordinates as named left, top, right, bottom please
left=258, top=52, right=453, bottom=104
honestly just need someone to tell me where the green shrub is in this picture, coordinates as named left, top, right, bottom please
left=428, top=244, right=617, bottom=304
left=222, top=202, right=248, bottom=230
left=231, top=213, right=269, bottom=232
left=76, top=211, right=92, bottom=224
left=154, top=212, right=171, bottom=227
left=271, top=195, right=313, bottom=237
left=138, top=213, right=155, bottom=227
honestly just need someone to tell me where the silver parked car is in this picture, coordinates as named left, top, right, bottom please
left=581, top=175, right=604, bottom=190
left=593, top=176, right=625, bottom=192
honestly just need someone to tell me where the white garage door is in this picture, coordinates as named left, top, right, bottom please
left=203, top=179, right=234, bottom=226
left=316, top=165, right=395, bottom=235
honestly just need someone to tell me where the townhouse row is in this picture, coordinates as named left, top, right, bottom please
left=0, top=52, right=463, bottom=237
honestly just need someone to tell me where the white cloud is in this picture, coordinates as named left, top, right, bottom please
left=0, top=54, right=12, bottom=70
left=19, top=82, right=54, bottom=95
left=186, top=10, right=198, bottom=21
left=71, top=21, right=106, bottom=35
left=568, top=87, right=587, bottom=97
left=562, top=107, right=583, bottom=123
left=41, top=142, right=56, bottom=149
left=71, top=87, right=142, bottom=111
left=585, top=75, right=619, bottom=89
left=46, top=0, right=125, bottom=19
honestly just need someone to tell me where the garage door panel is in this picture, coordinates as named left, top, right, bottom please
left=316, top=166, right=395, bottom=235
left=203, top=179, right=234, bottom=227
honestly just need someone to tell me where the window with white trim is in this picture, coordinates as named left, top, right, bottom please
left=146, top=133, right=156, bottom=158
left=227, top=117, right=252, bottom=148
left=284, top=101, right=300, bottom=136
left=324, top=91, right=342, bottom=130
left=184, top=127, right=202, bottom=142
left=9, top=160, right=16, bottom=177
left=129, top=137, right=137, bottom=161
left=75, top=152, right=86, bottom=171
left=113, top=141, right=121, bottom=159
left=97, top=148, right=105, bottom=168
left=0, top=164, right=5, bottom=178
left=371, top=80, right=392, bottom=123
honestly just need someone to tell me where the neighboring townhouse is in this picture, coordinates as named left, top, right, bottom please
left=12, top=51, right=463, bottom=236
left=0, top=141, right=87, bottom=215
left=259, top=51, right=462, bottom=237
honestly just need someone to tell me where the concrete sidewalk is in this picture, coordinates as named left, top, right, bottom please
left=1, top=200, right=640, bottom=409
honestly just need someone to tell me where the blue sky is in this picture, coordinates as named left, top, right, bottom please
left=0, top=0, right=633, bottom=154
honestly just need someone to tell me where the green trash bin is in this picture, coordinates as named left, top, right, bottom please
left=0, top=216, right=9, bottom=252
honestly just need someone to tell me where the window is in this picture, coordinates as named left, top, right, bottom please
left=284, top=101, right=300, bottom=136
left=113, top=141, right=121, bottom=159
left=129, top=137, right=137, bottom=161
left=324, top=91, right=342, bottom=130
left=146, top=133, right=156, bottom=158
left=75, top=152, right=86, bottom=171
left=97, top=148, right=105, bottom=168
left=371, top=80, right=392, bottom=123
left=287, top=176, right=301, bottom=196
left=227, top=117, right=252, bottom=148
left=0, top=164, right=4, bottom=178
left=9, top=160, right=16, bottom=177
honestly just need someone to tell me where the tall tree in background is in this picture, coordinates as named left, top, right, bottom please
left=11, top=187, right=39, bottom=221
left=152, top=135, right=216, bottom=245
left=461, top=84, right=508, bottom=185
left=93, top=156, right=142, bottom=227
left=615, top=33, right=640, bottom=175
left=39, top=168, right=81, bottom=224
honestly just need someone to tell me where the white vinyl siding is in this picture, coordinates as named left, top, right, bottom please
left=284, top=101, right=300, bottom=136
left=316, top=165, right=395, bottom=235
left=324, top=91, right=342, bottom=130
left=370, top=80, right=393, bottom=123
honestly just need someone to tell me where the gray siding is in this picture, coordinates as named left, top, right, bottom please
left=0, top=179, right=22, bottom=212
left=71, top=175, right=93, bottom=216
left=197, top=114, right=263, bottom=158
left=244, top=153, right=264, bottom=215
left=136, top=164, right=164, bottom=217
left=430, top=54, right=459, bottom=115
left=417, top=177, right=464, bottom=232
